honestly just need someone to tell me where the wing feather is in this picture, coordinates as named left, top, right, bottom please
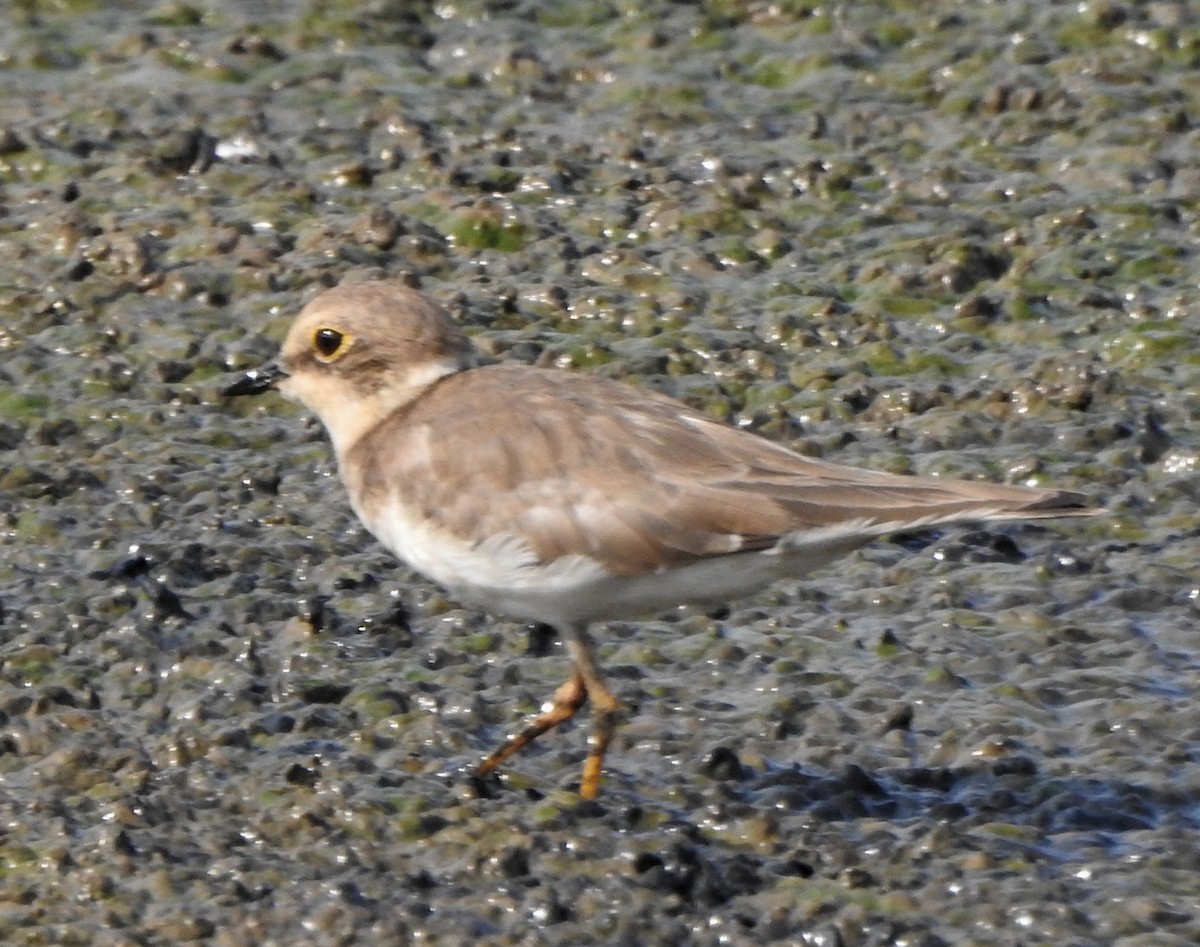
left=346, top=364, right=1094, bottom=577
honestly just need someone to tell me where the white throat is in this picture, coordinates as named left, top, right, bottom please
left=282, top=357, right=465, bottom=459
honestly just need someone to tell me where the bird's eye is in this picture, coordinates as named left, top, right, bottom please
left=313, top=328, right=345, bottom=359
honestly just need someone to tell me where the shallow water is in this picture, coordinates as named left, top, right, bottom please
left=1, top=0, right=1198, bottom=943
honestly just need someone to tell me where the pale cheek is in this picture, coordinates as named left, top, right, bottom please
left=275, top=376, right=304, bottom=405
left=277, top=374, right=334, bottom=417
left=275, top=374, right=362, bottom=435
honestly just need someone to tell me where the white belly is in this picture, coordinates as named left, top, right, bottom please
left=355, top=495, right=884, bottom=627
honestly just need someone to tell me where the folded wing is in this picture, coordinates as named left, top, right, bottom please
left=352, top=365, right=1095, bottom=577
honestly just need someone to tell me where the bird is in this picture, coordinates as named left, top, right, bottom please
left=223, top=279, right=1099, bottom=799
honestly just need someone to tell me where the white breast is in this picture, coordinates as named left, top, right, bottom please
left=349, top=494, right=898, bottom=628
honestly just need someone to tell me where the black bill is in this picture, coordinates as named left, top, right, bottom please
left=222, top=363, right=289, bottom=397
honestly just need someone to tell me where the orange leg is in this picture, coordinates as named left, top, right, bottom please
left=476, top=669, right=589, bottom=780
left=565, top=627, right=625, bottom=800
left=475, top=623, right=627, bottom=799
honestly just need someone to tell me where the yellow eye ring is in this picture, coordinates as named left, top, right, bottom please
left=313, top=327, right=347, bottom=360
